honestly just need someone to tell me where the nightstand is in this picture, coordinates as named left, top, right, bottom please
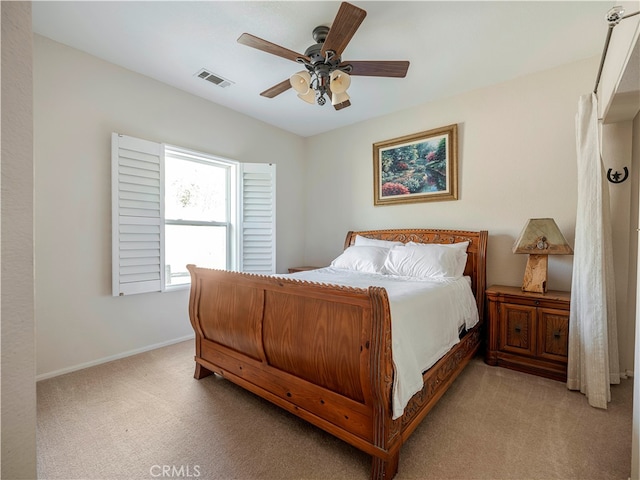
left=287, top=266, right=323, bottom=273
left=485, top=285, right=570, bottom=381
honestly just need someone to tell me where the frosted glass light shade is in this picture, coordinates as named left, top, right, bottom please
left=297, top=89, right=316, bottom=104
left=290, top=71, right=311, bottom=94
left=331, top=91, right=350, bottom=106
left=330, top=70, right=351, bottom=94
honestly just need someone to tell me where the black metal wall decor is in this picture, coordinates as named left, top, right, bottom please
left=607, top=167, right=629, bottom=184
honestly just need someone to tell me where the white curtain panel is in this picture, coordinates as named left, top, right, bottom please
left=567, top=92, right=620, bottom=408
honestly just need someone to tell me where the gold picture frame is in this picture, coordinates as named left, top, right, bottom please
left=373, top=124, right=458, bottom=206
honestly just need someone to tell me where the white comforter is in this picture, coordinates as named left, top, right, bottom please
left=284, top=267, right=479, bottom=419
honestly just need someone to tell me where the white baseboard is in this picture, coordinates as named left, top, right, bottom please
left=36, top=334, right=195, bottom=382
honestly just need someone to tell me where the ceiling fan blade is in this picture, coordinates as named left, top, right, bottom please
left=341, top=61, right=410, bottom=78
left=238, top=33, right=310, bottom=63
left=260, top=79, right=292, bottom=98
left=321, top=2, right=367, bottom=58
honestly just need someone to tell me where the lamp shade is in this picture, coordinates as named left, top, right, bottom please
left=290, top=71, right=311, bottom=94
left=512, top=218, right=573, bottom=255
left=329, top=70, right=351, bottom=94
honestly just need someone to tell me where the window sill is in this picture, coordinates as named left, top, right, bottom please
left=164, top=283, right=190, bottom=293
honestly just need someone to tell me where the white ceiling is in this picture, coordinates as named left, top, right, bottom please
left=32, top=1, right=615, bottom=137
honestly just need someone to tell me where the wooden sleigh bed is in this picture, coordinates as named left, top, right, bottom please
left=187, top=228, right=487, bottom=479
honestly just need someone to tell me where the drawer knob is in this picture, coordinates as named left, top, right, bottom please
left=553, top=330, right=561, bottom=339
left=514, top=325, right=522, bottom=333
left=535, top=300, right=540, bottom=305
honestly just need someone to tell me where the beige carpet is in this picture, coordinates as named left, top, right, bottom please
left=37, top=340, right=632, bottom=480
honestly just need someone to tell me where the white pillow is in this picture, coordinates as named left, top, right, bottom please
left=354, top=235, right=404, bottom=249
left=408, top=240, right=469, bottom=251
left=383, top=243, right=468, bottom=278
left=330, top=246, right=390, bottom=273
left=407, top=241, right=469, bottom=277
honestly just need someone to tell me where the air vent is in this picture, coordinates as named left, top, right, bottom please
left=195, top=69, right=234, bottom=88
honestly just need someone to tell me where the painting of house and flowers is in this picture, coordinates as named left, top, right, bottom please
left=373, top=124, right=458, bottom=205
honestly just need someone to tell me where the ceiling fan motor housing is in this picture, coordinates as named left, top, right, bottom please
left=312, top=25, right=330, bottom=43
left=304, top=28, right=342, bottom=68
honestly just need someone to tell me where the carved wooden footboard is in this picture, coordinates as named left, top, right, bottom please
left=188, top=228, right=487, bottom=479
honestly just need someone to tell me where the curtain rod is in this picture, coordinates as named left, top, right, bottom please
left=594, top=7, right=640, bottom=94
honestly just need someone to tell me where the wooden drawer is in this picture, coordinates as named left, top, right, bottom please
left=499, top=303, right=535, bottom=356
left=537, top=308, right=569, bottom=361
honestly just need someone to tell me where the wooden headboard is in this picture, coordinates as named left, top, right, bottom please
left=344, top=228, right=488, bottom=323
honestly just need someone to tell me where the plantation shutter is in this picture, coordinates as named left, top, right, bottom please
left=111, top=133, right=164, bottom=296
left=239, top=163, right=276, bottom=274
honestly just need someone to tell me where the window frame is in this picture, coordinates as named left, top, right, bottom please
left=112, top=133, right=275, bottom=297
left=163, top=145, right=237, bottom=290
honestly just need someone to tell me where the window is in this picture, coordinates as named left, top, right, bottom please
left=164, top=147, right=232, bottom=286
left=112, top=133, right=275, bottom=296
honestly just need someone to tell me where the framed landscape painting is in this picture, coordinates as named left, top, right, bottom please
left=373, top=124, right=458, bottom=206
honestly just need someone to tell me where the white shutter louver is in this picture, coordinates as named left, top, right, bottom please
left=239, top=163, right=276, bottom=274
left=112, top=133, right=164, bottom=295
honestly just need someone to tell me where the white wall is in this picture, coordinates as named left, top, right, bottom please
left=34, top=35, right=307, bottom=378
left=1, top=2, right=37, bottom=478
left=604, top=121, right=636, bottom=375
left=304, top=57, right=598, bottom=293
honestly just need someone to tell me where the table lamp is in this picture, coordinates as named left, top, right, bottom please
left=512, top=218, right=573, bottom=293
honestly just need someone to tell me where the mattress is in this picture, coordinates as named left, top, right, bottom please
left=285, top=267, right=479, bottom=419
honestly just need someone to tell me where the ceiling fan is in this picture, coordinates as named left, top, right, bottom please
left=237, top=2, right=410, bottom=110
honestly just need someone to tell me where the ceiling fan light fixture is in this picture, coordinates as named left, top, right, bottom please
left=238, top=2, right=410, bottom=110
left=297, top=89, right=316, bottom=104
left=290, top=71, right=311, bottom=94
left=331, top=91, right=350, bottom=106
left=329, top=70, right=351, bottom=94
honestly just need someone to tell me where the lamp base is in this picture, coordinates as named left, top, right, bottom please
left=522, top=254, right=548, bottom=293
